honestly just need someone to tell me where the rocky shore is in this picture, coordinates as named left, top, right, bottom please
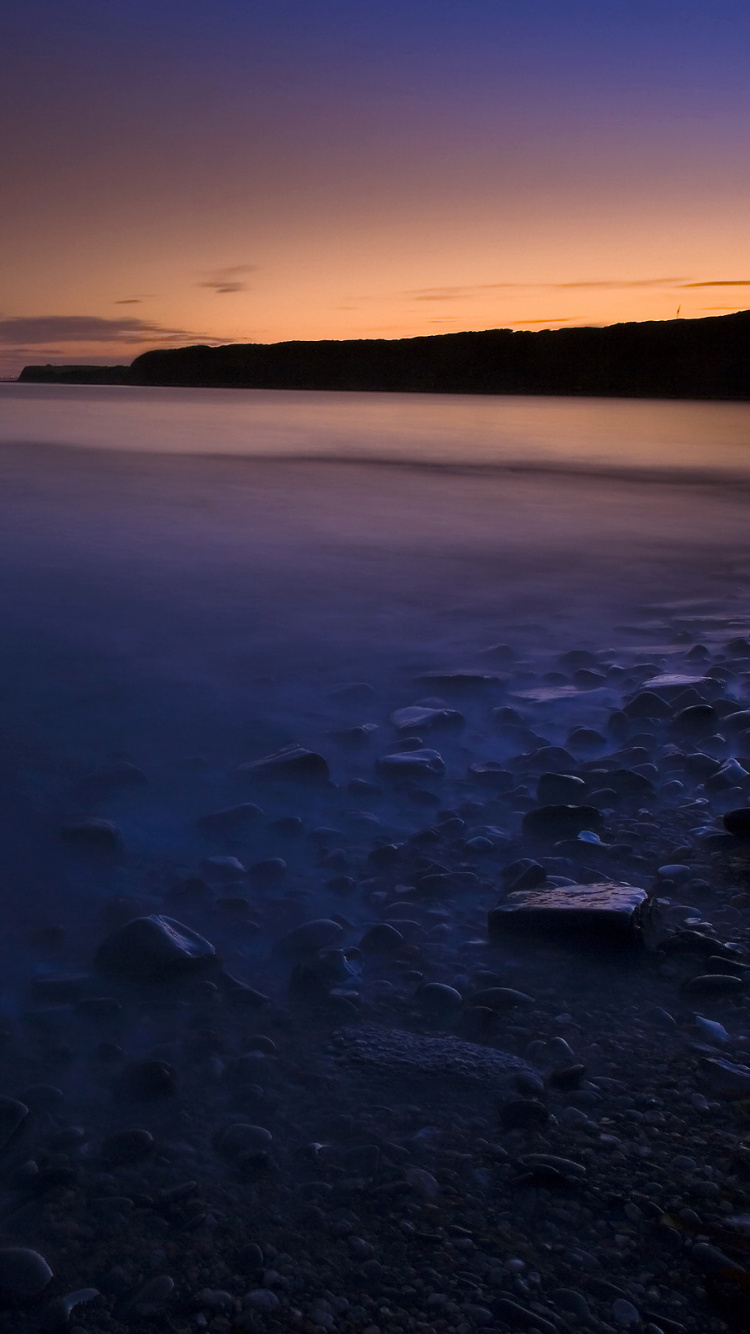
left=4, top=618, right=750, bottom=1333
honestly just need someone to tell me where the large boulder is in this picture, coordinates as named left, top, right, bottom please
left=94, top=915, right=217, bottom=983
left=489, top=882, right=659, bottom=947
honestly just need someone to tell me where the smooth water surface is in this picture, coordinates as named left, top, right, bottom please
left=0, top=383, right=749, bottom=951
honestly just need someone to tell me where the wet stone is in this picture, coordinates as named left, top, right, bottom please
left=274, top=918, right=344, bottom=956
left=0, top=1247, right=53, bottom=1297
left=376, top=749, right=445, bottom=779
left=236, top=744, right=330, bottom=782
left=522, top=804, right=603, bottom=840
left=101, top=1128, right=155, bottom=1164
left=489, top=881, right=656, bottom=945
left=196, top=802, right=264, bottom=835
left=60, top=817, right=121, bottom=851
left=94, top=915, right=217, bottom=983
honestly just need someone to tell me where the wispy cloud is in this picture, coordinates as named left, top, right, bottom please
left=198, top=265, right=256, bottom=294
left=114, top=298, right=142, bottom=305
left=682, top=280, right=750, bottom=288
left=510, top=316, right=582, bottom=324
left=399, top=277, right=685, bottom=302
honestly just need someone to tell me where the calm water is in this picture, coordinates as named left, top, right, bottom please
left=0, top=383, right=750, bottom=946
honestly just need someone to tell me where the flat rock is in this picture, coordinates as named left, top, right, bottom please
left=329, top=1024, right=534, bottom=1090
left=94, top=915, right=217, bottom=983
left=489, top=882, right=658, bottom=946
left=236, top=745, right=330, bottom=783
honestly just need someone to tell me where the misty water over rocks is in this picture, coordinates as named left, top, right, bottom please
left=3, top=387, right=750, bottom=1331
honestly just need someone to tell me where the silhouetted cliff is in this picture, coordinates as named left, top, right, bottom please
left=19, top=364, right=130, bottom=385
left=20, top=310, right=750, bottom=399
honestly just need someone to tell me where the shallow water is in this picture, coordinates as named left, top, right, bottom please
left=0, top=385, right=748, bottom=946
left=2, top=386, right=750, bottom=1323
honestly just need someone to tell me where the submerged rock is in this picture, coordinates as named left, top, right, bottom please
left=489, top=882, right=658, bottom=946
left=60, top=817, right=121, bottom=852
left=236, top=745, right=330, bottom=782
left=391, top=705, right=463, bottom=731
left=196, top=803, right=264, bottom=835
left=376, top=749, right=445, bottom=779
left=94, top=915, right=217, bottom=983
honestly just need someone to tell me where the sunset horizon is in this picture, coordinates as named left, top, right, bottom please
left=3, top=2, right=750, bottom=375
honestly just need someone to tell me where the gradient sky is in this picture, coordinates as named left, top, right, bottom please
left=2, top=0, right=750, bottom=374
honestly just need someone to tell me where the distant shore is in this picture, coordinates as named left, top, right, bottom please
left=18, top=307, right=750, bottom=400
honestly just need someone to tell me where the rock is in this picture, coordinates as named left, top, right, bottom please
left=376, top=749, right=445, bottom=779
left=359, top=923, right=404, bottom=954
left=247, top=1289, right=280, bottom=1311
left=682, top=974, right=745, bottom=995
left=236, top=1243, right=264, bottom=1274
left=623, top=691, right=672, bottom=719
left=672, top=704, right=717, bottom=735
left=468, top=762, right=514, bottom=790
left=469, top=987, right=534, bottom=1009
left=707, top=759, right=749, bottom=790
left=273, top=919, right=344, bottom=956
left=16, top=1084, right=63, bottom=1113
left=415, top=671, right=503, bottom=691
left=522, top=804, right=603, bottom=840
left=489, top=882, right=657, bottom=946
left=500, top=1098, right=549, bottom=1130
left=724, top=808, right=750, bottom=838
left=390, top=706, right=463, bottom=731
left=700, top=1056, right=750, bottom=1094
left=494, top=1301, right=556, bottom=1333
left=329, top=1024, right=534, bottom=1090
left=101, top=1129, right=154, bottom=1164
left=236, top=745, right=330, bottom=783
left=120, top=1060, right=177, bottom=1100
left=0, top=1247, right=53, bottom=1296
left=657, top=863, right=691, bottom=881
left=94, top=915, right=217, bottom=983
left=60, top=818, right=120, bottom=851
left=42, top=1288, right=99, bottom=1329
left=214, top=1123, right=272, bottom=1161
left=0, top=1096, right=29, bottom=1149
left=248, top=857, right=286, bottom=886
left=417, top=983, right=463, bottom=1016
left=536, top=772, right=587, bottom=804
left=612, top=1298, right=640, bottom=1327
left=200, top=855, right=246, bottom=884
left=196, top=803, right=264, bottom=835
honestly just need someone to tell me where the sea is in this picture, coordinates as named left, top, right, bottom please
left=0, top=381, right=749, bottom=960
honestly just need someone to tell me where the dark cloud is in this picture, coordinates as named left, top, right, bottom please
left=198, top=265, right=256, bottom=294
left=682, top=280, right=750, bottom=288
left=115, top=299, right=142, bottom=304
left=0, top=315, right=214, bottom=346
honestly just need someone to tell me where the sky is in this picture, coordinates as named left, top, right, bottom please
left=1, top=0, right=750, bottom=374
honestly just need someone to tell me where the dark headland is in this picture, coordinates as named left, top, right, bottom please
left=19, top=307, right=750, bottom=399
